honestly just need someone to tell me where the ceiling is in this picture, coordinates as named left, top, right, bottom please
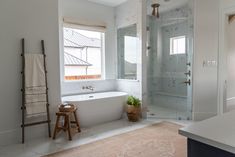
left=147, top=0, right=189, bottom=14
left=87, top=0, right=127, bottom=7
left=87, top=0, right=189, bottom=12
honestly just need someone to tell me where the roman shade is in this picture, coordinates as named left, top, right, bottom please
left=63, top=17, right=107, bottom=32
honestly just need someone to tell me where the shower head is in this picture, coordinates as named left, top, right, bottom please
left=151, top=3, right=160, bottom=18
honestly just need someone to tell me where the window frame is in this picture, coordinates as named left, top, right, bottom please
left=62, top=26, right=106, bottom=82
left=170, top=36, right=186, bottom=55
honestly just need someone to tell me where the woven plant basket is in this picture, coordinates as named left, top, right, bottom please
left=126, top=105, right=141, bottom=122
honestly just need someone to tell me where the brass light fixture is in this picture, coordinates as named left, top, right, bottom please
left=151, top=3, right=160, bottom=18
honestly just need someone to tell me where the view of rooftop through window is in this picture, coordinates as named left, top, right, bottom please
left=63, top=27, right=104, bottom=81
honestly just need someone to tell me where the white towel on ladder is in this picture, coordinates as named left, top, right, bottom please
left=24, top=54, right=47, bottom=116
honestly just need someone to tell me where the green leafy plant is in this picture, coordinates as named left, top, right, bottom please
left=127, top=96, right=141, bottom=107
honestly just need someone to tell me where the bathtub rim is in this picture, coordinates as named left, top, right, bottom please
left=62, top=91, right=128, bottom=102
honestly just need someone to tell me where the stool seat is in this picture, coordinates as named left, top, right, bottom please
left=53, top=107, right=81, bottom=140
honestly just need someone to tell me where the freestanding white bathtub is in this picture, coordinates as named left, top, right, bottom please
left=62, top=91, right=128, bottom=127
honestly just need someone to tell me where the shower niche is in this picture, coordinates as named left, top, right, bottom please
left=146, top=0, right=194, bottom=120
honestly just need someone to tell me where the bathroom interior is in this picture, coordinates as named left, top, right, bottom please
left=61, top=0, right=195, bottom=125
left=0, top=0, right=235, bottom=156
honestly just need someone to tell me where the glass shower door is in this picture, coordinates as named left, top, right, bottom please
left=147, top=3, right=193, bottom=120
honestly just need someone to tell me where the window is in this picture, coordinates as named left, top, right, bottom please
left=117, top=24, right=137, bottom=80
left=124, top=36, right=138, bottom=78
left=170, top=36, right=186, bottom=55
left=63, top=27, right=104, bottom=81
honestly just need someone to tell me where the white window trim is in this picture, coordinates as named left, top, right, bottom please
left=170, top=36, right=186, bottom=55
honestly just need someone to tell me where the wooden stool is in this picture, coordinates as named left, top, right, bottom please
left=53, top=107, right=81, bottom=140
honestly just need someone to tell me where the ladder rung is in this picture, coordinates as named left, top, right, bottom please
left=22, top=120, right=51, bottom=127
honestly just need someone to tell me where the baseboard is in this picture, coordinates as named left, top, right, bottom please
left=0, top=128, right=20, bottom=146
left=0, top=123, right=55, bottom=146
left=0, top=108, right=59, bottom=146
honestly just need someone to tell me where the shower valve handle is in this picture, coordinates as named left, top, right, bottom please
left=182, top=80, right=191, bottom=86
left=184, top=71, right=191, bottom=77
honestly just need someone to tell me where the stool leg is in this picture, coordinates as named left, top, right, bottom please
left=63, top=115, right=68, bottom=132
left=73, top=111, right=81, bottom=132
left=67, top=115, right=72, bottom=141
left=53, top=115, right=60, bottom=140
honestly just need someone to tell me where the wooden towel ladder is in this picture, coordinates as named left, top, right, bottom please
left=21, top=38, right=51, bottom=143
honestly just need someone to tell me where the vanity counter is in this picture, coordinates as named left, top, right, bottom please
left=179, top=111, right=235, bottom=156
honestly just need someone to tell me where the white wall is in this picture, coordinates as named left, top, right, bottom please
left=221, top=0, right=235, bottom=9
left=0, top=0, right=61, bottom=145
left=192, top=0, right=220, bottom=120
left=115, top=0, right=142, bottom=99
left=59, top=0, right=117, bottom=96
left=115, top=0, right=139, bottom=29
left=62, top=79, right=116, bottom=96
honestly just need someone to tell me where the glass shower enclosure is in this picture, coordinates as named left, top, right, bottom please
left=147, top=1, right=194, bottom=120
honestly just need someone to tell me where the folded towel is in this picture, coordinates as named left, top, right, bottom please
left=25, top=86, right=47, bottom=95
left=25, top=102, right=47, bottom=116
left=24, top=54, right=47, bottom=116
left=25, top=94, right=47, bottom=104
left=25, top=54, right=45, bottom=87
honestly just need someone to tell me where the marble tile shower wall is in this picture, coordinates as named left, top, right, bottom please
left=161, top=21, right=188, bottom=96
left=148, top=5, right=193, bottom=107
left=153, top=94, right=187, bottom=110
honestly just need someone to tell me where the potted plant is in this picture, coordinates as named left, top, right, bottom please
left=126, top=96, right=141, bottom=122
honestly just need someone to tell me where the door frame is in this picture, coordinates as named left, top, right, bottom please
left=218, top=3, right=235, bottom=115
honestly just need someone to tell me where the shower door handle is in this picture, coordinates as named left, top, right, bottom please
left=182, top=79, right=191, bottom=86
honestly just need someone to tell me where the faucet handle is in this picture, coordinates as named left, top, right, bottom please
left=82, top=85, right=94, bottom=91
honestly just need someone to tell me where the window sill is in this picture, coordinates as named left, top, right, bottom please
left=63, top=79, right=106, bottom=83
